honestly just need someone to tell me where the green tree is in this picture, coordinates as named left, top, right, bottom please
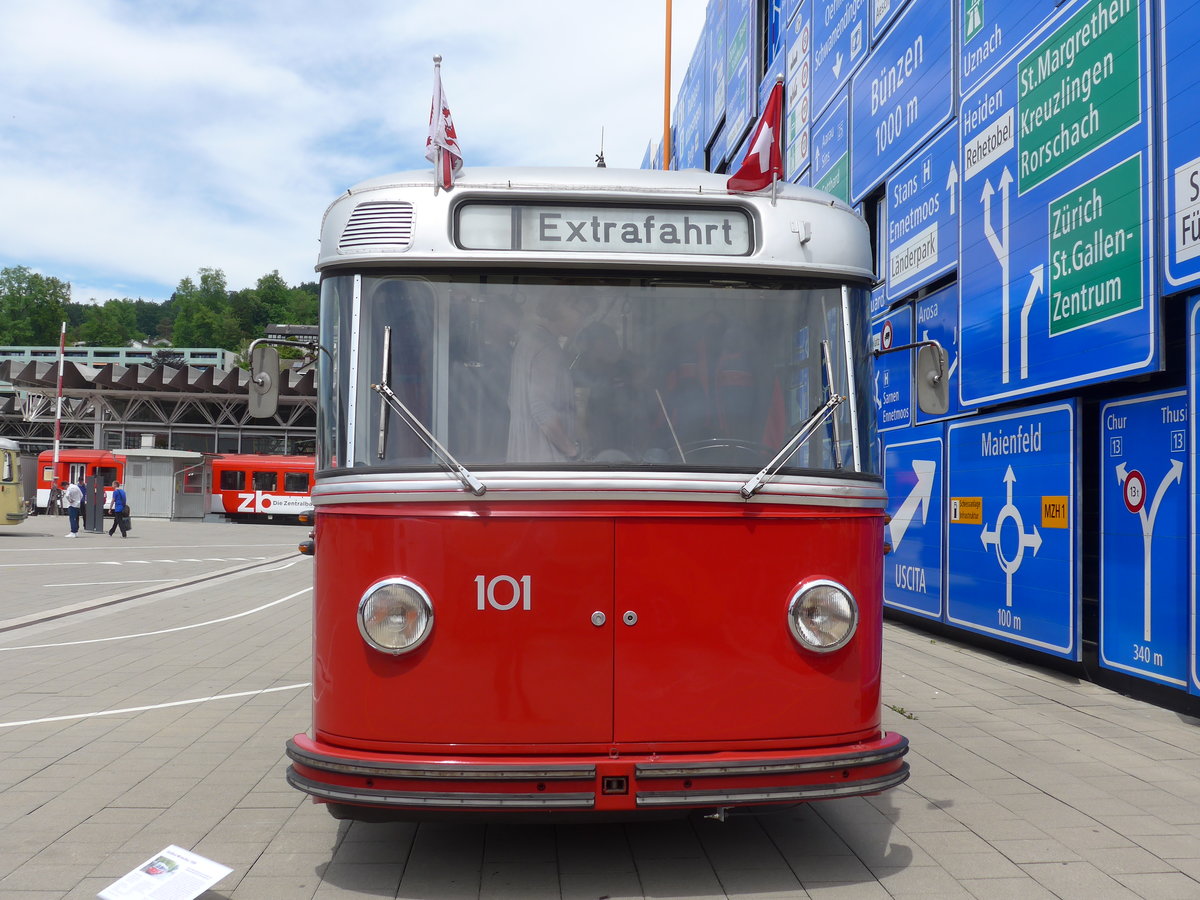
left=79, top=299, right=140, bottom=346
left=170, top=268, right=241, bottom=349
left=0, top=266, right=72, bottom=344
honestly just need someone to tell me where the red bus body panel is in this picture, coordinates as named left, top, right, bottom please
left=290, top=499, right=906, bottom=818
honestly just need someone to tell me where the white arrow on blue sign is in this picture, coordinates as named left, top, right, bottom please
left=883, top=424, right=945, bottom=619
left=946, top=401, right=1079, bottom=659
left=1100, top=390, right=1188, bottom=688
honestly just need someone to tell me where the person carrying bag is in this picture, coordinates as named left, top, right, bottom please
left=108, top=481, right=131, bottom=538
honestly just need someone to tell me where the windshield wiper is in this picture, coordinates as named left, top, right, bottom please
left=372, top=326, right=486, bottom=496
left=740, top=339, right=844, bottom=499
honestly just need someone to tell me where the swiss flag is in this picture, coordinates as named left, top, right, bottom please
left=726, top=77, right=784, bottom=193
left=425, top=56, right=463, bottom=191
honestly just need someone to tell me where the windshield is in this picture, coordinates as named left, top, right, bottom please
left=317, top=272, right=877, bottom=476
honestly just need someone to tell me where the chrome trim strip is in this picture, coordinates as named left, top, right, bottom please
left=635, top=739, right=908, bottom=778
left=346, top=274, right=362, bottom=464
left=310, top=470, right=886, bottom=509
left=841, top=283, right=862, bottom=472
left=287, top=769, right=595, bottom=809
left=635, top=768, right=910, bottom=807
left=287, top=741, right=595, bottom=781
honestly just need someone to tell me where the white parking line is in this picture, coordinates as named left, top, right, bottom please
left=2, top=556, right=270, bottom=569
left=0, top=587, right=311, bottom=652
left=0, top=543, right=295, bottom=553
left=44, top=579, right=178, bottom=588
left=0, top=683, right=311, bottom=730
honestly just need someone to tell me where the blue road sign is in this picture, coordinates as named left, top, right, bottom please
left=871, top=0, right=913, bottom=44
left=885, top=122, right=960, bottom=301
left=959, top=0, right=1058, bottom=96
left=872, top=306, right=913, bottom=431
left=812, top=0, right=870, bottom=118
left=674, top=57, right=707, bottom=171
left=958, top=0, right=1158, bottom=408
left=811, top=91, right=850, bottom=203
left=725, top=0, right=757, bottom=149
left=883, top=423, right=945, bottom=619
left=869, top=282, right=888, bottom=320
left=1187, top=296, right=1200, bottom=695
left=1160, top=0, right=1200, bottom=291
left=850, top=0, right=955, bottom=202
left=785, top=3, right=813, bottom=180
left=946, top=401, right=1079, bottom=659
left=914, top=283, right=969, bottom=424
left=705, top=5, right=728, bottom=148
left=1099, top=390, right=1189, bottom=689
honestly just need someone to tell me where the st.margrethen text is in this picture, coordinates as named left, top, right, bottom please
left=1016, top=0, right=1129, bottom=178
left=538, top=213, right=736, bottom=247
left=981, top=422, right=1043, bottom=456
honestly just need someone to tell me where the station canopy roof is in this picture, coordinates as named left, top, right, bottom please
left=0, top=358, right=314, bottom=417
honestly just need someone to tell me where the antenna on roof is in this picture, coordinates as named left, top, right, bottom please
left=595, top=127, right=606, bottom=168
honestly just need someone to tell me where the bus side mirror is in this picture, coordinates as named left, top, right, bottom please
left=915, top=343, right=949, bottom=416
left=249, top=344, right=280, bottom=418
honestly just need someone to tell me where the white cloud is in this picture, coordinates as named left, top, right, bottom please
left=0, top=0, right=707, bottom=302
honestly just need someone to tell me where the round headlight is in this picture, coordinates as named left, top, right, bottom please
left=358, top=578, right=434, bottom=654
left=787, top=580, right=858, bottom=652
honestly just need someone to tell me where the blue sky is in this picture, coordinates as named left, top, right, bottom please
left=0, top=1, right=706, bottom=304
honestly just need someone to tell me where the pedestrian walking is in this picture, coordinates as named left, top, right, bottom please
left=108, top=480, right=130, bottom=538
left=63, top=479, right=82, bottom=537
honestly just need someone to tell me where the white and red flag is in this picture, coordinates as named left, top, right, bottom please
left=425, top=55, right=462, bottom=191
left=726, top=76, right=784, bottom=193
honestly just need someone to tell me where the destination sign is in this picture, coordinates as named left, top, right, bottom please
left=1099, top=389, right=1189, bottom=688
left=457, top=205, right=752, bottom=256
left=957, top=0, right=1156, bottom=407
left=1161, top=0, right=1200, bottom=289
left=1015, top=0, right=1140, bottom=193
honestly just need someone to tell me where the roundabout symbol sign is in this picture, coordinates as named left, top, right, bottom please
left=978, top=465, right=1042, bottom=608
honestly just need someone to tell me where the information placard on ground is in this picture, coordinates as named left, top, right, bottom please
left=99, top=845, right=232, bottom=900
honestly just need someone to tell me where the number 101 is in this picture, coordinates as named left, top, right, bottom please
left=475, top=575, right=532, bottom=610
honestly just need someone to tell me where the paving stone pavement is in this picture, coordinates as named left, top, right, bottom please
left=0, top=526, right=1196, bottom=899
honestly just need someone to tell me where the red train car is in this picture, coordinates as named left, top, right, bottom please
left=35, top=449, right=125, bottom=512
left=209, top=454, right=314, bottom=521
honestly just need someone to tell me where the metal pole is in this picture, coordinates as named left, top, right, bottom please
left=52, top=320, right=65, bottom=479
left=663, top=0, right=672, bottom=170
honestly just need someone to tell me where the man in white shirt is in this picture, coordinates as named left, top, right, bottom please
left=63, top=479, right=83, bottom=537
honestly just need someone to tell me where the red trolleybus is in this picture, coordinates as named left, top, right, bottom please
left=263, top=167, right=946, bottom=821
left=209, top=454, right=315, bottom=521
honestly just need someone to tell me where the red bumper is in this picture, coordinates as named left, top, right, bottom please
left=285, top=732, right=909, bottom=819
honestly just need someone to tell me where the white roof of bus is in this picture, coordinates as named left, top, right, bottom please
left=317, top=166, right=874, bottom=280
left=342, top=166, right=857, bottom=210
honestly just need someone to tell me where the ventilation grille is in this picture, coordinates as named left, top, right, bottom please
left=338, top=201, right=414, bottom=252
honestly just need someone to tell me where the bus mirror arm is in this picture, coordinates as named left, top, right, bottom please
left=246, top=337, right=332, bottom=420
left=371, top=381, right=487, bottom=496
left=874, top=340, right=950, bottom=416
left=740, top=393, right=845, bottom=500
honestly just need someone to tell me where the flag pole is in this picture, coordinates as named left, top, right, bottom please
left=52, top=320, right=65, bottom=481
left=432, top=55, right=442, bottom=196
left=771, top=74, right=784, bottom=206
left=662, top=0, right=672, bottom=170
